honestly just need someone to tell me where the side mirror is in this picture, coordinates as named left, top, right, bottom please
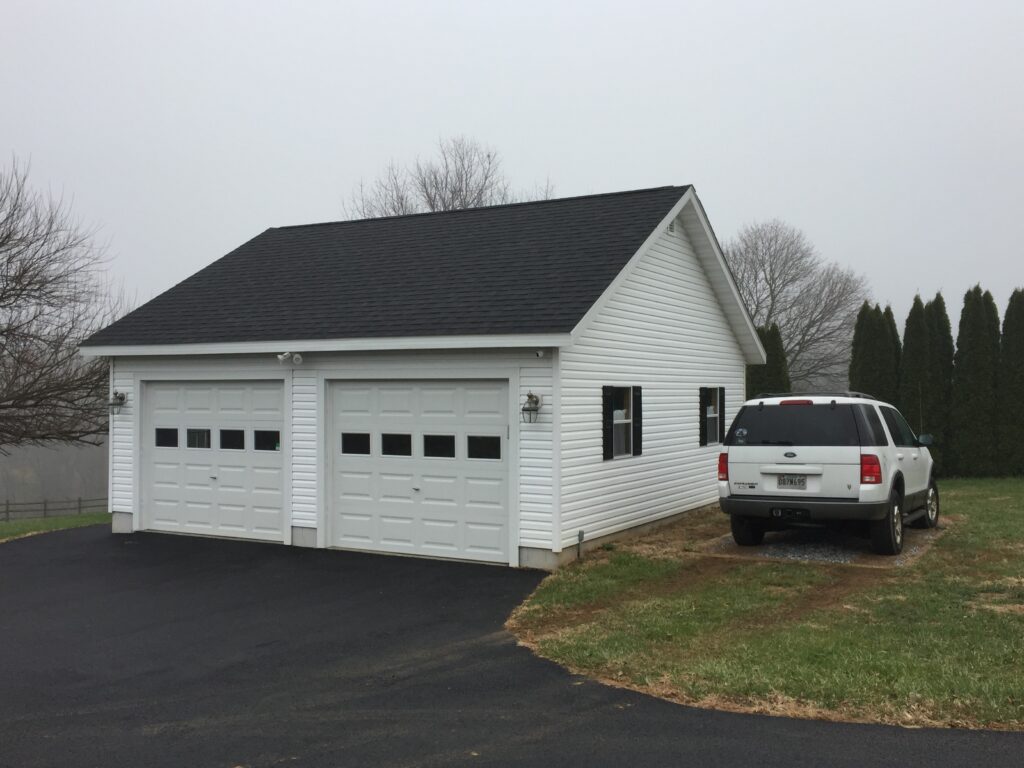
left=917, top=434, right=934, bottom=447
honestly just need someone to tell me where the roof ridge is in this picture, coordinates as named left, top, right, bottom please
left=273, top=185, right=689, bottom=231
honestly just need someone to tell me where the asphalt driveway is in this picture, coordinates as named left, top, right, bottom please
left=1, top=527, right=1020, bottom=767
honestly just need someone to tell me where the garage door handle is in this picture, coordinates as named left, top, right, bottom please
left=209, top=475, right=218, bottom=480
left=412, top=487, right=420, bottom=492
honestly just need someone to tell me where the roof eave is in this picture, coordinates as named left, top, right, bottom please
left=79, top=332, right=573, bottom=358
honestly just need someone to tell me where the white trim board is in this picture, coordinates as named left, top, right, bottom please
left=80, top=333, right=572, bottom=358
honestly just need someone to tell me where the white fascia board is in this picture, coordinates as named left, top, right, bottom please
left=684, top=194, right=767, bottom=365
left=79, top=333, right=572, bottom=358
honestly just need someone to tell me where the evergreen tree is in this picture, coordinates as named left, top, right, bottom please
left=950, top=286, right=1000, bottom=476
left=878, top=304, right=901, bottom=404
left=747, top=324, right=791, bottom=396
left=999, top=289, right=1024, bottom=475
left=849, top=301, right=874, bottom=393
left=924, top=293, right=954, bottom=474
left=898, top=296, right=930, bottom=434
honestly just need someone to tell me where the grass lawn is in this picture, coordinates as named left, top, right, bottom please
left=508, top=478, right=1024, bottom=730
left=0, top=512, right=109, bottom=543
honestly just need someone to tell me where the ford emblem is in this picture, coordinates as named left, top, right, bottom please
left=784, top=451, right=797, bottom=458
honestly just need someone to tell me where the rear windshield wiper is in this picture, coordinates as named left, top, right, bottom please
left=759, top=440, right=794, bottom=445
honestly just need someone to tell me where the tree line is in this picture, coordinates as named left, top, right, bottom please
left=848, top=287, right=1024, bottom=477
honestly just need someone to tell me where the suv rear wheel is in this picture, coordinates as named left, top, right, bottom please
left=730, top=515, right=766, bottom=546
left=910, top=479, right=940, bottom=529
left=870, top=489, right=904, bottom=555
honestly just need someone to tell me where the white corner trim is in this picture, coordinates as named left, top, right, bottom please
left=79, top=333, right=573, bottom=359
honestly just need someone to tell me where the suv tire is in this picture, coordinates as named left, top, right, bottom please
left=910, top=479, right=940, bottom=529
left=870, top=489, right=904, bottom=555
left=731, top=516, right=766, bottom=546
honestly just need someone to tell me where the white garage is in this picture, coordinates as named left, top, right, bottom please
left=141, top=381, right=285, bottom=542
left=327, top=380, right=510, bottom=562
left=82, top=185, right=766, bottom=569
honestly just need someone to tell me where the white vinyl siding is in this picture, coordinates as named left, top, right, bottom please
left=518, top=363, right=554, bottom=550
left=558, top=216, right=746, bottom=548
left=109, top=362, right=135, bottom=515
left=290, top=371, right=319, bottom=528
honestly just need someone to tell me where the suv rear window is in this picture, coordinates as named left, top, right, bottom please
left=726, top=404, right=860, bottom=447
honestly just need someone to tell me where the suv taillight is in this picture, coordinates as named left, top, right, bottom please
left=718, top=452, right=729, bottom=481
left=861, top=454, right=882, bottom=484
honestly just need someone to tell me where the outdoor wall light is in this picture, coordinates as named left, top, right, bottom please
left=108, top=391, right=127, bottom=415
left=521, top=391, right=541, bottom=423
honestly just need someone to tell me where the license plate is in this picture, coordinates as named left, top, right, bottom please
left=778, top=474, right=807, bottom=490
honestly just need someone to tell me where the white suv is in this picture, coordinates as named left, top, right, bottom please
left=717, top=393, right=939, bottom=555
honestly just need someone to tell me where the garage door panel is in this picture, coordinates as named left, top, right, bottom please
left=336, top=512, right=375, bottom=544
left=142, top=381, right=284, bottom=542
left=329, top=380, right=509, bottom=563
left=465, top=522, right=504, bottom=556
left=252, top=387, right=284, bottom=418
left=184, top=387, right=215, bottom=414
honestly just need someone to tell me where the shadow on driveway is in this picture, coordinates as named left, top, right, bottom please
left=0, top=526, right=1020, bottom=767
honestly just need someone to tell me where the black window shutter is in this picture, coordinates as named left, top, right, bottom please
left=698, top=387, right=709, bottom=446
left=718, top=387, right=726, bottom=444
left=632, top=386, right=643, bottom=456
left=602, top=386, right=614, bottom=461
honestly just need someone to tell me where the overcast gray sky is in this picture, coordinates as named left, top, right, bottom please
left=3, top=0, right=1022, bottom=329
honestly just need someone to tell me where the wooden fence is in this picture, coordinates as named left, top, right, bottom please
left=2, top=497, right=108, bottom=522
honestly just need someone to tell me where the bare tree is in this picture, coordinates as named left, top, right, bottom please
left=725, top=220, right=870, bottom=390
left=0, top=159, right=121, bottom=453
left=344, top=136, right=554, bottom=218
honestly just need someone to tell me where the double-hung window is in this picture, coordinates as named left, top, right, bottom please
left=699, top=387, right=726, bottom=446
left=602, top=386, right=642, bottom=459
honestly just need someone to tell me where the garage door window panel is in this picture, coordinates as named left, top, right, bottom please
left=186, top=428, right=211, bottom=449
left=424, top=434, right=456, bottom=458
left=341, top=432, right=371, bottom=455
left=254, top=430, right=281, bottom=451
left=219, top=429, right=245, bottom=450
left=155, top=428, right=178, bottom=448
left=381, top=433, right=412, bottom=457
left=467, top=435, right=501, bottom=460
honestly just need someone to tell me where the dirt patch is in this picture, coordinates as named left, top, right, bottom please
left=613, top=503, right=950, bottom=570
left=620, top=503, right=730, bottom=559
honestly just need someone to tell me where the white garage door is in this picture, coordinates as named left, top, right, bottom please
left=328, top=380, right=510, bottom=563
left=142, top=381, right=285, bottom=542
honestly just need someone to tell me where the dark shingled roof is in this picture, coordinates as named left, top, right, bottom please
left=83, top=185, right=690, bottom=347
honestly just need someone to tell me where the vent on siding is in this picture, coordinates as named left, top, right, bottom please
left=668, top=221, right=675, bottom=233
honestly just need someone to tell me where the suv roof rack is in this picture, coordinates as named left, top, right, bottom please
left=753, top=391, right=877, bottom=400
